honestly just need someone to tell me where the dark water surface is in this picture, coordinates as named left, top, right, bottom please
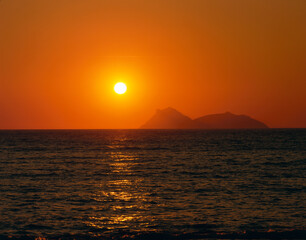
left=0, top=129, right=305, bottom=239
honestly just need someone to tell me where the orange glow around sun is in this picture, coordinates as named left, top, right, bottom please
left=0, top=1, right=306, bottom=129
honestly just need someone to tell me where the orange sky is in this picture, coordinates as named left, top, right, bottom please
left=1, top=0, right=305, bottom=129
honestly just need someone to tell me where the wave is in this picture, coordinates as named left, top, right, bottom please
left=0, top=229, right=305, bottom=240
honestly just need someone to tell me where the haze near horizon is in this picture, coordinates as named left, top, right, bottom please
left=1, top=0, right=306, bottom=129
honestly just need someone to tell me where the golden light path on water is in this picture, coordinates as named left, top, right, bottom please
left=84, top=139, right=153, bottom=233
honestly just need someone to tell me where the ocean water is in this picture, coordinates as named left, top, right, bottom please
left=0, top=129, right=305, bottom=239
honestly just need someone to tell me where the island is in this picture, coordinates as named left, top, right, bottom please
left=140, top=107, right=268, bottom=129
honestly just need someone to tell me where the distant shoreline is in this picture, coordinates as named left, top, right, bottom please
left=0, top=128, right=305, bottom=130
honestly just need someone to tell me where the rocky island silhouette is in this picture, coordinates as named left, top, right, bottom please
left=140, top=107, right=268, bottom=129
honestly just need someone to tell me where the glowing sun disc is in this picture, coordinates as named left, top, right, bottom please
left=114, top=82, right=127, bottom=94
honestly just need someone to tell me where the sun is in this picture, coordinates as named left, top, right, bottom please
left=114, top=82, right=127, bottom=94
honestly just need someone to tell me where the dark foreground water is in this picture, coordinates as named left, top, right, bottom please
left=0, top=129, right=305, bottom=239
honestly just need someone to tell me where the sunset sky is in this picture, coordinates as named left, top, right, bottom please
left=1, top=0, right=305, bottom=129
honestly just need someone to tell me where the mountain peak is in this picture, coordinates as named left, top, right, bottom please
left=140, top=108, right=268, bottom=129
left=140, top=108, right=193, bottom=129
left=157, top=107, right=185, bottom=115
left=194, top=112, right=268, bottom=129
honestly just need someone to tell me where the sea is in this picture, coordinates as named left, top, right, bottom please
left=0, top=129, right=305, bottom=239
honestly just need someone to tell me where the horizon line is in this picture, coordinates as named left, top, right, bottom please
left=0, top=128, right=305, bottom=130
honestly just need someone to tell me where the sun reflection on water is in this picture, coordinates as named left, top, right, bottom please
left=85, top=148, right=150, bottom=232
left=109, top=152, right=137, bottom=173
